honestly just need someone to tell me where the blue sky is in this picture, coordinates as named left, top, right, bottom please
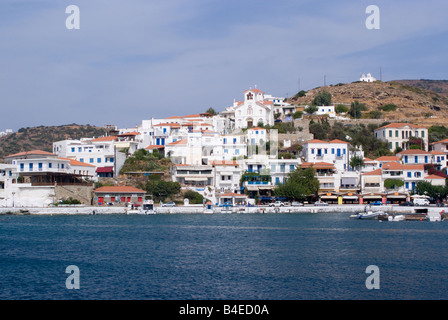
left=1, top=0, right=447, bottom=131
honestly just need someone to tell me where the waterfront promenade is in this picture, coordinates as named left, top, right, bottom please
left=0, top=204, right=444, bottom=215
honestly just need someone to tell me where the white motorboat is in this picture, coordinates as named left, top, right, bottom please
left=350, top=210, right=384, bottom=220
left=127, top=200, right=156, bottom=215
left=388, top=214, right=405, bottom=222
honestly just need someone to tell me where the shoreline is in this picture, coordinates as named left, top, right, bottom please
left=0, top=204, right=444, bottom=215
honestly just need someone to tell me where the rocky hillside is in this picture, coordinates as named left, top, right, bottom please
left=0, top=124, right=109, bottom=161
left=288, top=80, right=448, bottom=126
left=393, top=79, right=448, bottom=96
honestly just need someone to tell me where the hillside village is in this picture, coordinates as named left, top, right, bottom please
left=2, top=78, right=448, bottom=208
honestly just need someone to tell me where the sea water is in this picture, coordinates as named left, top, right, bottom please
left=0, top=212, right=447, bottom=300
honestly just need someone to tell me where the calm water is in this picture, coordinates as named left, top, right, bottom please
left=1, top=212, right=447, bottom=300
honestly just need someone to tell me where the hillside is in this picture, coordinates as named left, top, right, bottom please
left=288, top=80, right=448, bottom=126
left=0, top=124, right=109, bottom=161
left=393, top=80, right=448, bottom=97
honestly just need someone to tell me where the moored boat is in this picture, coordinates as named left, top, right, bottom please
left=126, top=200, right=156, bottom=215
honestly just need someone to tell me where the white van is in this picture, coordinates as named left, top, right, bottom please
left=413, top=198, right=430, bottom=206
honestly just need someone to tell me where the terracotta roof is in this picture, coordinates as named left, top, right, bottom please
left=5, top=150, right=56, bottom=158
left=94, top=186, right=146, bottom=194
left=91, top=136, right=117, bottom=142
left=167, top=139, right=187, bottom=146
left=244, top=88, right=264, bottom=94
left=145, top=145, right=165, bottom=150
left=362, top=168, right=382, bottom=176
left=425, top=174, right=446, bottom=180
left=430, top=151, right=446, bottom=155
left=376, top=123, right=426, bottom=130
left=301, top=162, right=335, bottom=169
left=397, top=149, right=430, bottom=155
left=431, top=139, right=448, bottom=144
left=118, top=131, right=139, bottom=136
left=375, top=156, right=400, bottom=162
left=247, top=127, right=266, bottom=131
left=305, top=139, right=348, bottom=144
left=382, top=162, right=424, bottom=171
left=210, top=160, right=239, bottom=166
left=153, top=123, right=181, bottom=128
left=59, top=157, right=95, bottom=167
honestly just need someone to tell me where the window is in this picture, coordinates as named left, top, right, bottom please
left=331, top=148, right=335, bottom=154
left=404, top=156, right=408, bottom=164
left=90, top=158, right=94, bottom=163
left=49, top=163, right=52, bottom=168
left=290, top=165, right=295, bottom=172
left=71, top=148, right=75, bottom=152
left=233, top=138, right=237, bottom=144
left=29, top=163, right=33, bottom=171
left=97, top=158, right=102, bottom=163
left=79, top=159, right=84, bottom=163
left=78, top=147, right=82, bottom=152
left=407, top=172, right=412, bottom=178
left=223, top=138, right=227, bottom=144
left=425, top=156, right=428, bottom=163
left=395, top=130, right=399, bottom=137
left=414, top=156, right=418, bottom=163
left=422, top=131, right=425, bottom=138
left=311, top=149, right=315, bottom=154
left=414, top=172, right=421, bottom=178
left=38, top=163, right=43, bottom=171
left=389, top=130, right=392, bottom=137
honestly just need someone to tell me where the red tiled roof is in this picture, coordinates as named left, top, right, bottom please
left=94, top=186, right=146, bottom=194
left=59, top=157, right=95, bottom=167
left=145, top=145, right=165, bottom=150
left=91, top=136, right=118, bottom=142
left=167, top=139, right=187, bottom=146
left=362, top=168, right=382, bottom=176
left=377, top=123, right=426, bottom=130
left=5, top=150, right=56, bottom=158
left=425, top=174, right=446, bottom=180
left=375, top=156, right=400, bottom=162
left=397, top=149, right=430, bottom=155
left=210, top=160, right=239, bottom=166
left=301, top=162, right=335, bottom=169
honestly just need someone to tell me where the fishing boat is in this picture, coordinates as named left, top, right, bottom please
left=126, top=200, right=156, bottom=215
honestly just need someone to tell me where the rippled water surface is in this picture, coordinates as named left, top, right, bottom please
left=1, top=213, right=447, bottom=300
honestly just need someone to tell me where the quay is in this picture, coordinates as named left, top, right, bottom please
left=0, top=204, right=445, bottom=216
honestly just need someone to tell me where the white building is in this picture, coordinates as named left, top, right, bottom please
left=374, top=123, right=429, bottom=151
left=228, top=87, right=275, bottom=130
left=360, top=73, right=376, bottom=82
left=301, top=139, right=350, bottom=172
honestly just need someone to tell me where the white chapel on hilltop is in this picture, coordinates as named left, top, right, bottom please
left=360, top=73, right=376, bottom=82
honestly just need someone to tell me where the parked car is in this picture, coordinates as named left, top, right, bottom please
left=162, top=202, right=176, bottom=207
left=413, top=198, right=430, bottom=206
left=291, top=201, right=304, bottom=207
left=370, top=201, right=383, bottom=206
left=314, top=201, right=328, bottom=206
left=399, top=201, right=414, bottom=206
left=269, top=201, right=285, bottom=207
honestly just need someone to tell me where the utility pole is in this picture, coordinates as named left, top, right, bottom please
left=324, top=75, right=326, bottom=87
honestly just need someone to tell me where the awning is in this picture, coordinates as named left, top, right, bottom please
left=321, top=196, right=337, bottom=200
left=343, top=196, right=359, bottom=200
left=96, top=166, right=114, bottom=173
left=341, top=177, right=357, bottom=185
left=362, top=195, right=382, bottom=199
left=184, top=177, right=209, bottom=181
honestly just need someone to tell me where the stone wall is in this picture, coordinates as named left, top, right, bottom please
left=55, top=184, right=94, bottom=205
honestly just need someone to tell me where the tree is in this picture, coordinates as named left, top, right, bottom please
left=312, top=90, right=332, bottom=106
left=274, top=167, right=320, bottom=201
left=349, top=156, right=365, bottom=171
left=384, top=179, right=404, bottom=190
left=305, top=105, right=318, bottom=114
left=335, top=104, right=349, bottom=114
left=145, top=180, right=181, bottom=201
left=184, top=190, right=204, bottom=204
left=205, top=107, right=217, bottom=115
left=349, top=100, right=367, bottom=119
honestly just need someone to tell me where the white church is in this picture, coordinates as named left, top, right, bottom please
left=360, top=73, right=376, bottom=82
left=222, top=87, right=275, bottom=130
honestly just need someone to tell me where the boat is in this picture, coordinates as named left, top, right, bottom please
left=350, top=205, right=385, bottom=220
left=388, top=214, right=405, bottom=222
left=126, top=200, right=156, bottom=215
left=203, top=201, right=213, bottom=214
left=350, top=211, right=385, bottom=220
